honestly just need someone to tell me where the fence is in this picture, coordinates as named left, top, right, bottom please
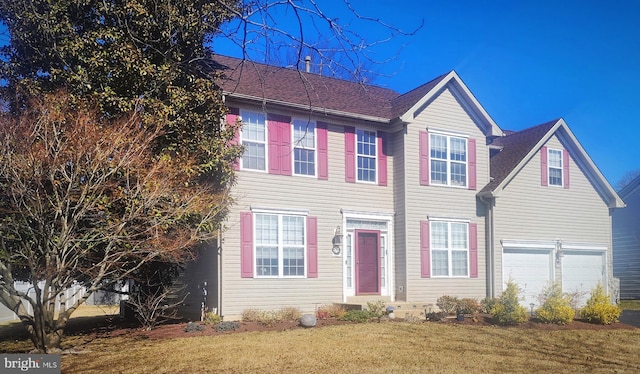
left=0, top=282, right=87, bottom=323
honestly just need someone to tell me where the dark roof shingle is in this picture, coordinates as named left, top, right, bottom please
left=212, top=54, right=448, bottom=121
left=480, top=119, right=559, bottom=193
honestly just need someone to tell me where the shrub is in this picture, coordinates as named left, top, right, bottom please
left=481, top=297, right=499, bottom=314
left=215, top=321, right=240, bottom=332
left=535, top=282, right=574, bottom=325
left=580, top=283, right=622, bottom=325
left=317, top=304, right=346, bottom=319
left=338, top=309, right=377, bottom=323
left=366, top=300, right=387, bottom=317
left=277, top=307, right=302, bottom=321
left=436, top=295, right=460, bottom=315
left=458, top=298, right=481, bottom=314
left=425, top=311, right=446, bottom=321
left=184, top=322, right=204, bottom=333
left=203, top=312, right=222, bottom=325
left=241, top=308, right=262, bottom=322
left=491, top=280, right=529, bottom=325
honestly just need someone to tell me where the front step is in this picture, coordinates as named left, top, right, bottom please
left=345, top=295, right=391, bottom=304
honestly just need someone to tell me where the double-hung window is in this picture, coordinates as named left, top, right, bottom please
left=548, top=149, right=563, bottom=186
left=431, top=221, right=469, bottom=277
left=255, top=213, right=306, bottom=277
left=430, top=134, right=467, bottom=187
left=357, top=129, right=377, bottom=182
left=240, top=110, right=267, bottom=171
left=293, top=119, right=316, bottom=176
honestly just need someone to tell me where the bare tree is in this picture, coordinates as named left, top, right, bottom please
left=0, top=92, right=236, bottom=352
left=214, top=0, right=423, bottom=83
left=617, top=169, right=640, bottom=191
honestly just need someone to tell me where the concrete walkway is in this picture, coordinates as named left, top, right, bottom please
left=620, top=310, right=640, bottom=327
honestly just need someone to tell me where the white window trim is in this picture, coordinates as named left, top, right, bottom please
left=547, top=148, right=563, bottom=187
left=239, top=109, right=268, bottom=172
left=253, top=212, right=307, bottom=279
left=292, top=118, right=317, bottom=178
left=429, top=133, right=468, bottom=188
left=356, top=128, right=378, bottom=184
left=430, top=220, right=470, bottom=278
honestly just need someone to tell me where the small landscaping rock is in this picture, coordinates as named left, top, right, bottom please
left=300, top=314, right=317, bottom=328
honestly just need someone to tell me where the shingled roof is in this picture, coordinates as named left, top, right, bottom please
left=212, top=54, right=448, bottom=121
left=480, top=119, right=559, bottom=194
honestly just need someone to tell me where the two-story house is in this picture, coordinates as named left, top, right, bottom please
left=184, top=55, right=624, bottom=320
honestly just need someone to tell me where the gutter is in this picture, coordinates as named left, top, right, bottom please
left=224, top=92, right=393, bottom=124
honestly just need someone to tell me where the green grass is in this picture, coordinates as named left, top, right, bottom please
left=620, top=300, right=640, bottom=310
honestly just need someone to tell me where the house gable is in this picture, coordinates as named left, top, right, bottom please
left=397, top=71, right=503, bottom=138
left=480, top=118, right=624, bottom=209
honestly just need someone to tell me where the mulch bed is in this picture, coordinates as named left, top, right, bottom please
left=2, top=313, right=636, bottom=345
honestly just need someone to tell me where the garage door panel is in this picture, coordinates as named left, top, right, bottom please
left=562, top=251, right=605, bottom=307
left=503, top=249, right=553, bottom=309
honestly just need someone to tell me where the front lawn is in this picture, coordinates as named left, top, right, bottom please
left=57, top=322, right=640, bottom=373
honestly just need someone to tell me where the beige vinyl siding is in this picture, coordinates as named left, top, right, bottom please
left=222, top=106, right=395, bottom=319
left=493, top=134, right=613, bottom=293
left=613, top=183, right=640, bottom=299
left=403, top=86, right=488, bottom=304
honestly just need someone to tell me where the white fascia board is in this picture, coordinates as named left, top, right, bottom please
left=501, top=239, right=557, bottom=250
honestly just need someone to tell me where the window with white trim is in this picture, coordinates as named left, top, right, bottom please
left=430, top=134, right=467, bottom=187
left=240, top=110, right=266, bottom=170
left=431, top=221, right=469, bottom=277
left=293, top=119, right=316, bottom=176
left=254, top=213, right=305, bottom=277
left=548, top=148, right=563, bottom=186
left=357, top=129, right=376, bottom=182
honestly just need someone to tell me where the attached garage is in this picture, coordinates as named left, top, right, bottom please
left=502, top=247, right=553, bottom=309
left=561, top=250, right=606, bottom=307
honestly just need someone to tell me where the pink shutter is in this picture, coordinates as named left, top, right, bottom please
left=344, top=126, right=356, bottom=183
left=240, top=212, right=254, bottom=278
left=280, top=121, right=292, bottom=176
left=563, top=149, right=570, bottom=189
left=307, top=216, right=318, bottom=278
left=469, top=223, right=478, bottom=278
left=268, top=120, right=280, bottom=175
left=317, top=122, right=329, bottom=180
left=420, top=220, right=431, bottom=278
left=227, top=107, right=240, bottom=171
left=540, top=146, right=548, bottom=186
left=419, top=131, right=430, bottom=186
left=267, top=114, right=292, bottom=175
left=378, top=131, right=388, bottom=186
left=468, top=138, right=476, bottom=190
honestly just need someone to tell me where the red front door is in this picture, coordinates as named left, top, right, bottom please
left=355, top=230, right=380, bottom=295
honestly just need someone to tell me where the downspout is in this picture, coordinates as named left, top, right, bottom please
left=217, top=230, right=223, bottom=317
left=479, top=195, right=495, bottom=298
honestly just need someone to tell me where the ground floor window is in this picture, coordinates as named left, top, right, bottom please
left=255, top=213, right=306, bottom=277
left=431, top=221, right=469, bottom=277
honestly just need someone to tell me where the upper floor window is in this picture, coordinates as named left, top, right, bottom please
left=431, top=221, right=469, bottom=277
left=293, top=119, right=316, bottom=176
left=357, top=129, right=377, bottom=182
left=548, top=148, right=563, bottom=186
left=254, top=213, right=306, bottom=277
left=240, top=110, right=266, bottom=171
left=430, top=134, right=467, bottom=187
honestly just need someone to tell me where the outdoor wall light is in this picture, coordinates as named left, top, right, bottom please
left=332, top=226, right=342, bottom=255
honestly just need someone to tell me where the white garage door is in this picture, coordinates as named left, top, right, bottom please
left=561, top=251, right=605, bottom=307
left=503, top=249, right=553, bottom=308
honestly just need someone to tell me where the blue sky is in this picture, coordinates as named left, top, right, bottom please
left=216, top=0, right=639, bottom=188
